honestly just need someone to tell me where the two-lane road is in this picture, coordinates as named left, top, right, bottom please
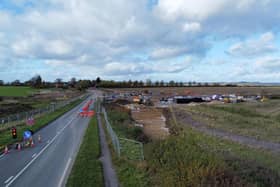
left=0, top=95, right=94, bottom=187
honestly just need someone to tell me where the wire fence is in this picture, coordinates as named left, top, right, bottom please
left=102, top=106, right=144, bottom=160
left=0, top=94, right=87, bottom=130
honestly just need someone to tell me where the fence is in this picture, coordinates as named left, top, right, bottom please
left=102, top=106, right=144, bottom=160
left=0, top=94, right=88, bottom=129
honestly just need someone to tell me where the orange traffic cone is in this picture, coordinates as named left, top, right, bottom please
left=4, top=145, right=8, bottom=154
left=30, top=139, right=35, bottom=147
left=38, top=135, right=41, bottom=143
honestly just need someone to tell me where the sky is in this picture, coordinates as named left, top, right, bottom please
left=0, top=0, right=280, bottom=82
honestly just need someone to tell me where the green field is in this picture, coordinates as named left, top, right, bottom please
left=178, top=99, right=280, bottom=143
left=0, top=86, right=37, bottom=97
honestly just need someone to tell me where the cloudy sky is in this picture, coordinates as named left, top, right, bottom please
left=0, top=0, right=280, bottom=82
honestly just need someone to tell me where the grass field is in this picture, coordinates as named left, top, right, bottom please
left=145, top=126, right=280, bottom=186
left=0, top=98, right=83, bottom=150
left=67, top=116, right=103, bottom=187
left=178, top=99, right=280, bottom=143
left=0, top=86, right=37, bottom=97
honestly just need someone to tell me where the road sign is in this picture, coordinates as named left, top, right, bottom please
left=26, top=117, right=35, bottom=126
left=23, top=130, right=32, bottom=140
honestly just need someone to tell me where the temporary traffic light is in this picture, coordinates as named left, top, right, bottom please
left=12, top=127, right=17, bottom=139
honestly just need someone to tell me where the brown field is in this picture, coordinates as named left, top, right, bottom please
left=105, top=86, right=280, bottom=96
left=129, top=105, right=169, bottom=139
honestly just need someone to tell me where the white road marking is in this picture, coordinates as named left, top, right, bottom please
left=58, top=158, right=72, bottom=187
left=4, top=176, right=13, bottom=184
left=0, top=154, right=4, bottom=159
left=5, top=117, right=76, bottom=187
left=32, top=153, right=37, bottom=158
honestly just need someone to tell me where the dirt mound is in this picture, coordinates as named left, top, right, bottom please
left=131, top=106, right=169, bottom=140
left=114, top=99, right=131, bottom=105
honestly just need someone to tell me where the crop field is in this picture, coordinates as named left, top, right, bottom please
left=0, top=86, right=37, bottom=97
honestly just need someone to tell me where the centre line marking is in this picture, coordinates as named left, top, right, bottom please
left=58, top=158, right=72, bottom=187
left=4, top=176, right=13, bottom=184
left=32, top=153, right=37, bottom=158
left=5, top=117, right=76, bottom=187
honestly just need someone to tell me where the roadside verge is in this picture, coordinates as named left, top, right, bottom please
left=67, top=115, right=104, bottom=187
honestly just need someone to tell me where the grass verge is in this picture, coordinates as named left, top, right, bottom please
left=102, top=105, right=151, bottom=187
left=0, top=98, right=83, bottom=150
left=67, top=116, right=103, bottom=187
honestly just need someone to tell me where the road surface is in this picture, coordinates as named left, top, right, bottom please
left=0, top=95, right=94, bottom=187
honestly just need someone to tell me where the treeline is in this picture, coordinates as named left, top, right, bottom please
left=0, top=75, right=101, bottom=91
left=99, top=79, right=236, bottom=88
left=1, top=75, right=238, bottom=89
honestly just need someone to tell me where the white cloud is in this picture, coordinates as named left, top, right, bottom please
left=182, top=22, right=201, bottom=33
left=1, top=0, right=280, bottom=81
left=227, top=32, right=277, bottom=57
left=255, top=57, right=280, bottom=72
left=150, top=47, right=187, bottom=60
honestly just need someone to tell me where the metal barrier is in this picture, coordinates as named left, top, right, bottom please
left=0, top=94, right=88, bottom=129
left=102, top=106, right=144, bottom=160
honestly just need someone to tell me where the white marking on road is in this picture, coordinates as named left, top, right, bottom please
left=32, top=153, right=37, bottom=158
left=0, top=154, right=4, bottom=159
left=4, top=176, right=13, bottom=184
left=58, top=158, right=72, bottom=187
left=5, top=117, right=76, bottom=187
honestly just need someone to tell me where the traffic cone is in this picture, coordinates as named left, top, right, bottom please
left=38, top=135, right=41, bottom=143
left=17, top=143, right=21, bottom=151
left=4, top=145, right=8, bottom=154
left=30, top=139, right=35, bottom=147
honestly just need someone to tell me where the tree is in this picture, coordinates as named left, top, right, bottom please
left=155, top=81, right=160, bottom=87
left=11, top=80, right=21, bottom=86
left=76, top=80, right=92, bottom=90
left=133, top=80, right=139, bottom=87
left=169, top=80, right=175, bottom=87
left=160, top=80, right=164, bottom=87
left=139, top=80, right=144, bottom=87
left=55, top=78, right=63, bottom=88
left=146, top=79, right=152, bottom=87
left=69, top=77, right=76, bottom=88
left=0, top=80, right=3, bottom=86
left=30, top=75, right=42, bottom=88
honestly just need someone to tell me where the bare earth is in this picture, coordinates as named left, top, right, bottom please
left=130, top=105, right=169, bottom=140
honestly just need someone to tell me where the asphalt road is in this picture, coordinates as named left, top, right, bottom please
left=0, top=95, right=93, bottom=187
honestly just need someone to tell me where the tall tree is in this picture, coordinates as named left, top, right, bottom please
left=69, top=77, right=77, bottom=88
left=30, top=75, right=42, bottom=88
left=146, top=79, right=152, bottom=87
